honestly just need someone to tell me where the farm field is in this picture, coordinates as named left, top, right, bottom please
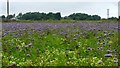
left=2, top=22, right=119, bottom=66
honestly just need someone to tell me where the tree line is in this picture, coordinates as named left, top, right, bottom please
left=17, top=12, right=61, bottom=20
left=64, top=13, right=101, bottom=20
left=0, top=12, right=118, bottom=21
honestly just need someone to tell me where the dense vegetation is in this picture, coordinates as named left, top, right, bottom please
left=0, top=11, right=119, bottom=67
left=2, top=22, right=118, bottom=67
left=0, top=12, right=119, bottom=23
left=18, top=12, right=61, bottom=20
left=1, top=12, right=102, bottom=21
left=64, top=13, right=101, bottom=20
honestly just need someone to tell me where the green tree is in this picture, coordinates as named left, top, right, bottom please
left=92, top=15, right=101, bottom=20
left=16, top=13, right=22, bottom=19
left=68, top=13, right=101, bottom=20
left=1, top=15, right=5, bottom=19
left=108, top=17, right=118, bottom=20
left=7, top=15, right=14, bottom=19
left=47, top=12, right=55, bottom=20
left=16, top=12, right=101, bottom=21
left=55, top=12, right=61, bottom=20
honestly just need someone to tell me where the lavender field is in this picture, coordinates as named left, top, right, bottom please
left=2, top=22, right=118, bottom=66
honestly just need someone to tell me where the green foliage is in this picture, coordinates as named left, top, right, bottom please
left=1, top=15, right=5, bottom=19
left=20, top=12, right=61, bottom=20
left=7, top=14, right=15, bottom=19
left=0, top=15, right=6, bottom=21
left=16, top=13, right=22, bottom=19
left=1, top=12, right=119, bottom=23
left=2, top=24, right=118, bottom=66
left=108, top=17, right=118, bottom=20
left=66, top=13, right=101, bottom=20
left=15, top=12, right=101, bottom=21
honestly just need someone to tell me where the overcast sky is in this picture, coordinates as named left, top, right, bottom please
left=0, top=0, right=120, bottom=18
left=1, top=0, right=119, bottom=2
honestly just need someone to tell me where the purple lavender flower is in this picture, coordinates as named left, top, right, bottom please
left=104, top=54, right=112, bottom=57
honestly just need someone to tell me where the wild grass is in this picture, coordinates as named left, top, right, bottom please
left=2, top=24, right=118, bottom=66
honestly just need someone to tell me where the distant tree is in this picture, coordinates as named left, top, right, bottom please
left=92, top=15, right=101, bottom=20
left=65, top=15, right=69, bottom=19
left=16, top=13, right=23, bottom=19
left=63, top=16, right=68, bottom=19
left=13, top=14, right=15, bottom=18
left=41, top=13, right=47, bottom=20
left=108, top=17, right=118, bottom=20
left=20, top=12, right=61, bottom=20
left=7, top=15, right=14, bottom=19
left=87, top=15, right=93, bottom=20
left=47, top=12, right=55, bottom=20
left=16, top=12, right=101, bottom=21
left=67, top=13, right=101, bottom=20
left=1, top=15, right=5, bottom=19
left=21, top=12, right=32, bottom=20
left=55, top=12, right=61, bottom=20
left=0, top=15, right=6, bottom=21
